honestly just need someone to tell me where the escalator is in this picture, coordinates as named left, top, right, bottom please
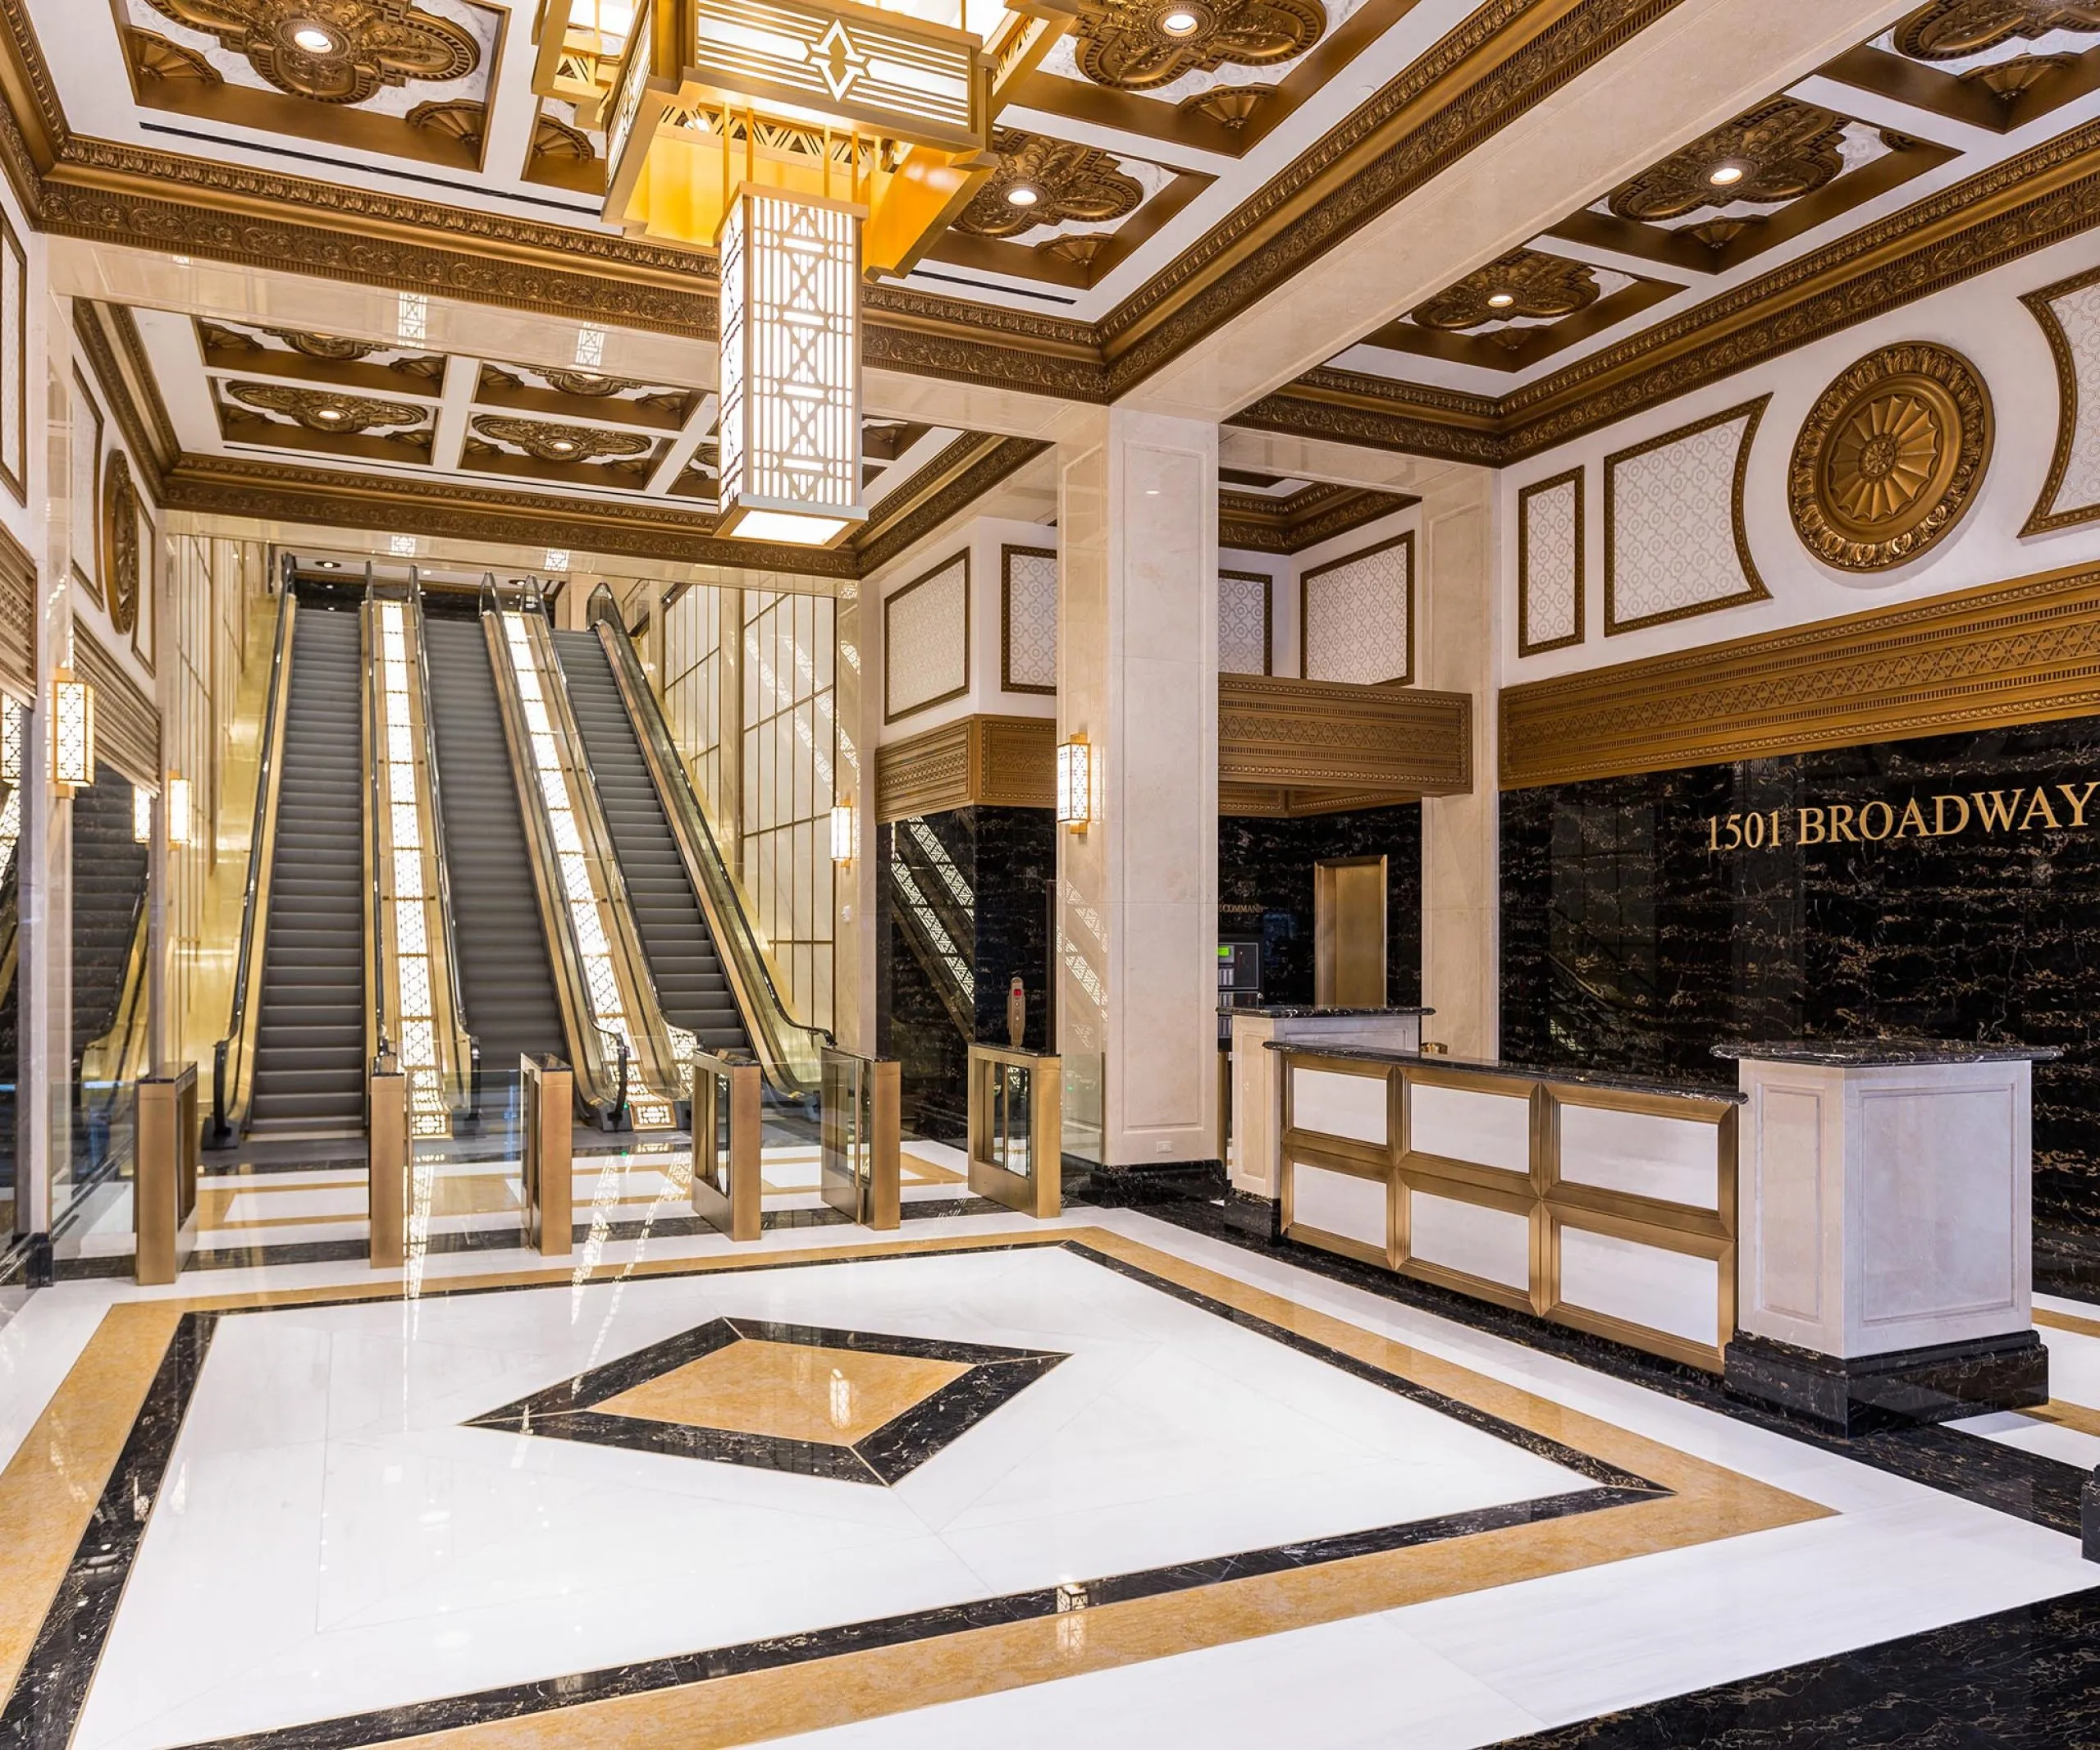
left=423, top=617, right=566, bottom=1087
left=72, top=767, right=149, bottom=1169
left=552, top=630, right=747, bottom=1058
left=246, top=604, right=367, bottom=1139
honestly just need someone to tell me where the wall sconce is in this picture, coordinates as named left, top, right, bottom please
left=51, top=669, right=94, bottom=795
left=133, top=784, right=153, bottom=843
left=829, top=802, right=859, bottom=865
left=1057, top=736, right=1093, bottom=833
left=167, top=774, right=194, bottom=848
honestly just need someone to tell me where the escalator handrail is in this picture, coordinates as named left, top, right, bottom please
left=363, top=578, right=390, bottom=1075
left=407, top=578, right=480, bottom=1119
left=584, top=586, right=831, bottom=1095
left=210, top=584, right=298, bottom=1142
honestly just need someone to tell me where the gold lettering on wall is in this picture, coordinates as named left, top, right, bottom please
left=1701, top=782, right=2100, bottom=850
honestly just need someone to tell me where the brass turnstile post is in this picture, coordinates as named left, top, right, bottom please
left=967, top=1044, right=1061, bottom=1218
left=368, top=1057, right=408, bottom=1269
left=691, top=1049, right=762, bottom=1241
left=134, top=1063, right=199, bottom=1286
left=820, top=1048, right=900, bottom=1230
left=521, top=1053, right=574, bottom=1257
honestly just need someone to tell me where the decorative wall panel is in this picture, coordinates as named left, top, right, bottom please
left=1219, top=674, right=1470, bottom=816
left=1518, top=469, right=1582, bottom=656
left=876, top=715, right=1055, bottom=820
left=0, top=523, right=33, bottom=700
left=1604, top=400, right=1769, bottom=635
left=0, top=214, right=23, bottom=505
left=72, top=624, right=158, bottom=787
left=883, top=552, right=969, bottom=724
left=1302, top=532, right=1412, bottom=685
left=1000, top=546, right=1057, bottom=694
left=1219, top=569, right=1271, bottom=675
left=2024, top=266, right=2100, bottom=534
left=70, top=372, right=104, bottom=603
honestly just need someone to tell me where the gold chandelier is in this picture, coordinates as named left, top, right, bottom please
left=533, top=0, right=1070, bottom=546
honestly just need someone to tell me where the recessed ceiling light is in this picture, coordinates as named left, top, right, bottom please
left=551, top=439, right=575, bottom=453
left=317, top=408, right=343, bottom=421
left=1160, top=8, right=1201, bottom=34
left=292, top=25, right=336, bottom=53
left=1005, top=185, right=1039, bottom=208
left=1708, top=163, right=1745, bottom=187
left=315, top=559, right=340, bottom=570
left=1486, top=291, right=1515, bottom=309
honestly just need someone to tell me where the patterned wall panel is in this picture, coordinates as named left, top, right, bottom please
left=1518, top=469, right=1582, bottom=656
left=1604, top=399, right=1769, bottom=635
left=0, top=522, right=32, bottom=701
left=1001, top=545, right=1057, bottom=693
left=1219, top=569, right=1271, bottom=675
left=73, top=624, right=158, bottom=788
left=884, top=551, right=970, bottom=723
left=2025, top=267, right=2100, bottom=535
left=1302, top=533, right=1413, bottom=685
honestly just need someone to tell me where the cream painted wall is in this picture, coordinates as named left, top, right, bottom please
left=1500, top=231, right=2100, bottom=680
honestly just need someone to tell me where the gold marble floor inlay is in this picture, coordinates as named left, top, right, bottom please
left=596, top=1339, right=970, bottom=1445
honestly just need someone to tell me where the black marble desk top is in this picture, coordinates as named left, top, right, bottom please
left=1221, top=1005, right=1435, bottom=1019
left=1712, top=1039, right=2062, bottom=1067
left=1262, top=1042, right=1747, bottom=1103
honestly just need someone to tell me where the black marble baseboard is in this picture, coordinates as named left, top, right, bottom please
left=1723, top=1330, right=2048, bottom=1436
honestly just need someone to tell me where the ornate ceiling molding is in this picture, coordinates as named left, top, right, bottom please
left=851, top=434, right=1052, bottom=573
left=73, top=299, right=172, bottom=499
left=1605, top=96, right=1847, bottom=222
left=1892, top=2, right=2100, bottom=62
left=1219, top=480, right=1415, bottom=551
left=140, top=0, right=482, bottom=105
left=1067, top=0, right=1327, bottom=91
left=953, top=129, right=1146, bottom=239
left=225, top=379, right=428, bottom=432
left=1410, top=248, right=1600, bottom=330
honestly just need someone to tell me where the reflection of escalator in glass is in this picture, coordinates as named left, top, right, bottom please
left=70, top=765, right=149, bottom=1193
left=888, top=816, right=976, bottom=1040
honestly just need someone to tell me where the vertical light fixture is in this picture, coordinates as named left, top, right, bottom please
left=715, top=186, right=865, bottom=547
left=829, top=799, right=857, bottom=863
left=1057, top=735, right=1092, bottom=833
left=51, top=669, right=93, bottom=794
left=167, top=773, right=194, bottom=848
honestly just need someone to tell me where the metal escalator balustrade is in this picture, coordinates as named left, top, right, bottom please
left=551, top=628, right=747, bottom=1058
left=581, top=587, right=831, bottom=1097
left=422, top=616, right=567, bottom=1092
left=247, top=605, right=368, bottom=1138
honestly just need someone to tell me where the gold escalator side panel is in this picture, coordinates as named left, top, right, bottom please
left=79, top=904, right=151, bottom=1114
left=588, top=599, right=830, bottom=1096
left=217, top=587, right=298, bottom=1138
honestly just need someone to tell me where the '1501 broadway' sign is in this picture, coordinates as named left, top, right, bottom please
left=1702, top=782, right=2100, bottom=850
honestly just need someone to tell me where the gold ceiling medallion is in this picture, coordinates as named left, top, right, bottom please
left=1891, top=1, right=2100, bottom=61
left=530, top=110, right=596, bottom=161
left=953, top=130, right=1144, bottom=238
left=1608, top=98, right=1848, bottom=223
left=264, top=327, right=382, bottom=360
left=1410, top=249, right=1599, bottom=331
left=1067, top=0, right=1325, bottom=91
left=1788, top=342, right=1993, bottom=573
left=407, top=98, right=486, bottom=147
left=1178, top=84, right=1270, bottom=129
left=103, top=451, right=142, bottom=638
left=142, top=0, right=482, bottom=105
left=225, top=381, right=427, bottom=432
left=468, top=414, right=653, bottom=462
left=126, top=27, right=223, bottom=84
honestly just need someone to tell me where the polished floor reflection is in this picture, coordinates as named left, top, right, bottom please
left=0, top=1190, right=2093, bottom=1749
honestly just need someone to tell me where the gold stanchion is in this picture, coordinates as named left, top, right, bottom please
left=521, top=1053, right=573, bottom=1257
left=691, top=1049, right=762, bottom=1241
left=368, top=1055, right=407, bottom=1269
left=968, top=1044, right=1061, bottom=1218
left=134, top=1063, right=199, bottom=1286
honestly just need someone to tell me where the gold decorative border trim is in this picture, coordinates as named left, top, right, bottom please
left=0, top=205, right=20, bottom=506
left=1301, top=529, right=1414, bottom=684
left=73, top=302, right=163, bottom=503
left=1220, top=672, right=1469, bottom=797
left=2021, top=259, right=2100, bottom=537
left=883, top=551, right=971, bottom=724
left=72, top=619, right=157, bottom=784
left=875, top=712, right=1054, bottom=820
left=1516, top=466, right=1582, bottom=656
left=68, top=366, right=102, bottom=605
left=1500, top=556, right=2100, bottom=789
left=1000, top=543, right=1057, bottom=695
left=1602, top=397, right=1768, bottom=637
left=855, top=436, right=1048, bottom=576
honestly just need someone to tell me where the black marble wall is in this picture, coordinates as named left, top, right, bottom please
left=878, top=805, right=1057, bottom=1140
left=1501, top=718, right=2100, bottom=1218
left=1218, top=804, right=1424, bottom=1008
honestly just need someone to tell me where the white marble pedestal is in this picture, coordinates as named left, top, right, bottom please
left=1227, top=1008, right=1427, bottom=1198
left=1718, top=1039, right=2053, bottom=1433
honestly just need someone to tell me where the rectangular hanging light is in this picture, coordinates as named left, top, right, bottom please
left=716, top=185, right=866, bottom=548
left=1056, top=735, right=1092, bottom=832
left=51, top=669, right=93, bottom=793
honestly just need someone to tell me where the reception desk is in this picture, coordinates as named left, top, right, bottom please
left=1268, top=1043, right=1742, bottom=1371
left=1718, top=1039, right=2052, bottom=1432
left=1228, top=1008, right=1429, bottom=1199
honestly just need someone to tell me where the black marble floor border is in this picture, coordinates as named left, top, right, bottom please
left=465, top=1314, right=1070, bottom=1487
left=1123, top=1177, right=2096, bottom=1538
left=0, top=1311, right=215, bottom=1749
left=7, top=1235, right=1672, bottom=1750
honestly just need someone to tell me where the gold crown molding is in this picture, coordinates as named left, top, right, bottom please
left=1499, top=557, right=2100, bottom=790
left=72, top=619, right=159, bottom=785
left=108, top=304, right=182, bottom=466
left=159, top=454, right=863, bottom=576
left=2020, top=257, right=2100, bottom=535
left=853, top=434, right=1052, bottom=574
left=72, top=299, right=169, bottom=500
left=1230, top=366, right=1509, bottom=463
left=874, top=714, right=1054, bottom=821
left=1218, top=482, right=1415, bottom=553
left=1219, top=673, right=1471, bottom=797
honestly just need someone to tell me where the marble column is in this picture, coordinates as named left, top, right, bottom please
left=1418, top=467, right=1497, bottom=1059
left=1055, top=408, right=1218, bottom=1167
left=832, top=581, right=877, bottom=1053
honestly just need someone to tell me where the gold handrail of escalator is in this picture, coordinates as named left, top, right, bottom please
left=478, top=579, right=685, bottom=1127
left=208, top=583, right=297, bottom=1144
left=409, top=579, right=479, bottom=1122
left=584, top=586, right=830, bottom=1097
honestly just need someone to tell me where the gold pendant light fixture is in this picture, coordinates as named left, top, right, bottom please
left=532, top=0, right=1071, bottom=546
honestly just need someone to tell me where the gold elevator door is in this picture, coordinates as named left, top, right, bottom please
left=1314, top=856, right=1388, bottom=1010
